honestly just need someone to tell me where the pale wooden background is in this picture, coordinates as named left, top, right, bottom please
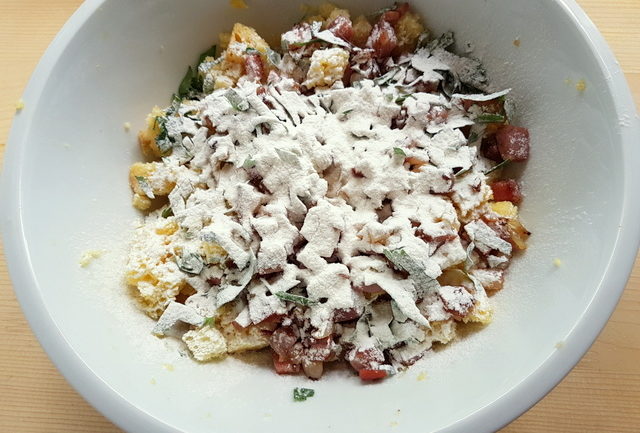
left=0, top=1, right=638, bottom=432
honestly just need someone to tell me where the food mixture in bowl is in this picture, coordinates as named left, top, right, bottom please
left=126, top=2, right=530, bottom=381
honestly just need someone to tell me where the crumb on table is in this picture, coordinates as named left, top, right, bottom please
left=79, top=250, right=104, bottom=267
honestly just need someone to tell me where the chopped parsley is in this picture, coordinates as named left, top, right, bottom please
left=293, top=387, right=315, bottom=402
left=242, top=158, right=257, bottom=169
left=224, top=89, right=250, bottom=111
left=454, top=166, right=472, bottom=178
left=428, top=31, right=455, bottom=51
left=476, top=114, right=506, bottom=124
left=266, top=49, right=282, bottom=67
left=178, top=66, right=196, bottom=98
left=275, top=292, right=318, bottom=306
left=154, top=115, right=174, bottom=155
left=468, top=131, right=479, bottom=143
left=383, top=248, right=440, bottom=295
left=393, top=147, right=406, bottom=157
left=374, top=68, right=400, bottom=86
left=484, top=159, right=511, bottom=175
left=161, top=207, right=174, bottom=218
left=395, top=94, right=415, bottom=105
left=197, top=45, right=217, bottom=64
left=177, top=253, right=204, bottom=275
left=184, top=109, right=200, bottom=121
left=135, top=176, right=155, bottom=199
left=202, top=317, right=215, bottom=327
left=287, top=38, right=323, bottom=49
left=275, top=148, right=301, bottom=168
left=176, top=45, right=218, bottom=98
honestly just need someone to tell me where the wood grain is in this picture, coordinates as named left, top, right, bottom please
left=0, top=1, right=638, bottom=432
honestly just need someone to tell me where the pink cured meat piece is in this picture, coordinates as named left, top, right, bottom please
left=366, top=20, right=397, bottom=59
left=327, top=15, right=354, bottom=42
left=491, top=179, right=522, bottom=204
left=496, top=126, right=530, bottom=162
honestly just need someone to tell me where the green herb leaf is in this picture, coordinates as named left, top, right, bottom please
left=177, top=253, right=204, bottom=275
left=198, top=45, right=217, bottom=64
left=154, top=116, right=174, bottom=155
left=275, top=292, right=318, bottom=306
left=383, top=248, right=440, bottom=295
left=393, top=147, right=406, bottom=157
left=476, top=114, right=506, bottom=124
left=266, top=49, right=282, bottom=67
left=395, top=94, right=415, bottom=105
left=161, top=207, right=174, bottom=218
left=184, top=109, right=200, bottom=121
left=484, top=159, right=511, bottom=175
left=135, top=176, right=155, bottom=199
left=374, top=68, right=400, bottom=86
left=287, top=38, right=323, bottom=49
left=428, top=31, right=455, bottom=52
left=202, top=317, right=215, bottom=327
left=178, top=66, right=195, bottom=98
left=454, top=166, right=472, bottom=178
left=242, top=158, right=257, bottom=169
left=170, top=93, right=181, bottom=105
left=224, top=89, right=250, bottom=111
left=293, top=387, right=315, bottom=402
left=245, top=47, right=260, bottom=54
left=275, top=148, right=301, bottom=168
left=341, top=109, right=354, bottom=116
left=468, top=131, right=479, bottom=143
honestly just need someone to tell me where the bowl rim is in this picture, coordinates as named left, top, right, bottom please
left=2, top=0, right=639, bottom=432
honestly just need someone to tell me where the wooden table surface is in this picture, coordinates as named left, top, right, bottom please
left=1, top=1, right=638, bottom=432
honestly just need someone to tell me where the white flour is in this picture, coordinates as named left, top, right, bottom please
left=125, top=20, right=525, bottom=372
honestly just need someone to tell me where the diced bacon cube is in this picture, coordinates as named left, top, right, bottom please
left=481, top=135, right=503, bottom=162
left=327, top=15, right=354, bottom=42
left=381, top=10, right=401, bottom=24
left=491, top=179, right=522, bottom=203
left=426, top=105, right=449, bottom=124
left=269, top=326, right=298, bottom=359
left=272, top=351, right=301, bottom=374
left=282, top=23, right=313, bottom=50
left=438, top=286, right=475, bottom=319
left=347, top=347, right=385, bottom=371
left=366, top=20, right=397, bottom=59
left=496, top=126, right=530, bottom=162
left=359, top=369, right=388, bottom=381
left=333, top=307, right=361, bottom=322
left=244, top=54, right=265, bottom=82
left=470, top=269, right=505, bottom=292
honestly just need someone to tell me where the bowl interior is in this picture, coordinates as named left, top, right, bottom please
left=4, top=0, right=635, bottom=432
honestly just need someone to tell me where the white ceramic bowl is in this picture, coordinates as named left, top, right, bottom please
left=2, top=1, right=639, bottom=432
